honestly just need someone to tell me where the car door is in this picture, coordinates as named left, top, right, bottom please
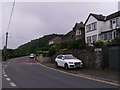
left=60, top=56, right=66, bottom=67
left=56, top=55, right=63, bottom=66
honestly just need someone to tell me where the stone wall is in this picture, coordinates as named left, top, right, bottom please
left=52, top=48, right=103, bottom=69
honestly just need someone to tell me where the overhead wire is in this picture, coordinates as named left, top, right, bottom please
left=6, top=0, right=16, bottom=32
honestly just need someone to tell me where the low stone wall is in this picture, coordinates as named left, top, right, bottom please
left=36, top=56, right=51, bottom=63
left=51, top=48, right=103, bottom=70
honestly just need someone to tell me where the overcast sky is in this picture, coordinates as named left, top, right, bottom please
left=0, top=1, right=120, bottom=49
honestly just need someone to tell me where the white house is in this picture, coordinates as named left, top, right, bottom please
left=85, top=11, right=120, bottom=44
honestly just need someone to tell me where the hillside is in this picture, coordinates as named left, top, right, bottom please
left=12, top=34, right=64, bottom=57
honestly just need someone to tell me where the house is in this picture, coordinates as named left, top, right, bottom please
left=49, top=36, right=62, bottom=45
left=85, top=11, right=120, bottom=44
left=62, top=30, right=75, bottom=42
left=73, top=21, right=85, bottom=40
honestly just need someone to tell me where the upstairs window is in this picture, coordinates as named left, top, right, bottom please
left=76, top=30, right=81, bottom=35
left=92, top=22, right=97, bottom=30
left=109, top=20, right=113, bottom=29
left=86, top=24, right=91, bottom=32
left=86, top=22, right=97, bottom=33
left=116, top=17, right=120, bottom=28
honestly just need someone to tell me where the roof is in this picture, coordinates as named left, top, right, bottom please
left=84, top=13, right=105, bottom=24
left=73, top=22, right=85, bottom=30
left=85, top=11, right=120, bottom=25
left=90, top=13, right=105, bottom=21
left=106, top=11, right=120, bottom=20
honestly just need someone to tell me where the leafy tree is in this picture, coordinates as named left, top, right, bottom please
left=47, top=45, right=60, bottom=56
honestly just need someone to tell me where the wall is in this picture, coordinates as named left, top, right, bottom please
left=52, top=48, right=103, bottom=69
left=108, top=46, right=120, bottom=72
left=85, top=16, right=99, bottom=43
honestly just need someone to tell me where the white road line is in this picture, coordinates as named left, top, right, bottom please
left=4, top=75, right=7, bottom=77
left=10, top=82, right=16, bottom=87
left=6, top=78, right=11, bottom=81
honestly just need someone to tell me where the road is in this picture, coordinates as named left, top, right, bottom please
left=2, top=56, right=119, bottom=88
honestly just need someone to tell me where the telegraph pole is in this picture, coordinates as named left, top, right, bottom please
left=5, top=32, right=8, bottom=50
left=4, top=32, right=8, bottom=60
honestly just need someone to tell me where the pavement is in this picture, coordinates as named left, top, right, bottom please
left=2, top=56, right=120, bottom=88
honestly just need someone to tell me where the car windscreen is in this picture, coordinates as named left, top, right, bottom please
left=64, top=56, right=75, bottom=59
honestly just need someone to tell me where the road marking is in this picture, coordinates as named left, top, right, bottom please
left=6, top=78, right=11, bottom=81
left=10, top=82, right=16, bottom=87
left=35, top=60, right=120, bottom=86
left=4, top=75, right=7, bottom=77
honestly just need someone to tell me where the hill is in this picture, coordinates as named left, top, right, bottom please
left=12, top=34, right=64, bottom=57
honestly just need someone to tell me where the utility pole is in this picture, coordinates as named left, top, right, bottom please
left=4, top=32, right=8, bottom=60
left=5, top=32, right=8, bottom=50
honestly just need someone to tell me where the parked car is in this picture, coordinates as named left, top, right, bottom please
left=55, top=54, right=83, bottom=70
left=29, top=53, right=35, bottom=58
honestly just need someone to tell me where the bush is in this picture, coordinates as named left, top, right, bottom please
left=47, top=45, right=60, bottom=56
left=94, top=40, right=107, bottom=47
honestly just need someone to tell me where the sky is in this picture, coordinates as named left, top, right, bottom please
left=0, top=0, right=120, bottom=49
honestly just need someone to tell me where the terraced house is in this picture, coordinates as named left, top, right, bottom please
left=85, top=11, right=120, bottom=44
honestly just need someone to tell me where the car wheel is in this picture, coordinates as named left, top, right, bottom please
left=55, top=62, right=59, bottom=68
left=64, top=64, right=69, bottom=70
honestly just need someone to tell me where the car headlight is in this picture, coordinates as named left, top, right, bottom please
left=69, top=62, right=74, bottom=64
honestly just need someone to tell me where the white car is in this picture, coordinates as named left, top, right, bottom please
left=55, top=54, right=83, bottom=70
left=29, top=53, right=35, bottom=58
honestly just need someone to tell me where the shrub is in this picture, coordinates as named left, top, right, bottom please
left=94, top=40, right=107, bottom=47
left=47, top=45, right=60, bottom=56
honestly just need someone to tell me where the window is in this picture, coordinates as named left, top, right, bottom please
left=87, top=36, right=91, bottom=43
left=107, top=32, right=112, bottom=40
left=116, top=31, right=119, bottom=37
left=86, top=22, right=97, bottom=32
left=86, top=24, right=91, bottom=32
left=109, top=20, right=113, bottom=29
left=76, top=30, right=81, bottom=35
left=57, top=55, right=63, bottom=59
left=92, top=22, right=97, bottom=30
left=103, top=33, right=107, bottom=40
left=116, top=17, right=120, bottom=28
left=92, top=35, right=97, bottom=43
